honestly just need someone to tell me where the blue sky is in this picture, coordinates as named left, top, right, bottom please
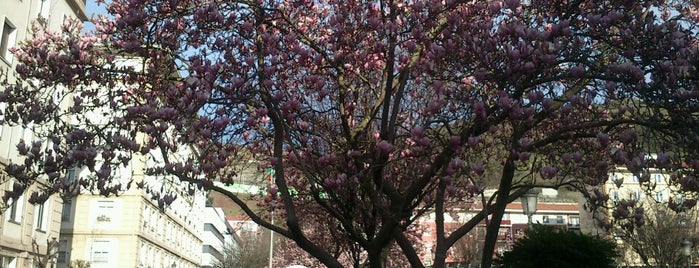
left=83, top=0, right=109, bottom=32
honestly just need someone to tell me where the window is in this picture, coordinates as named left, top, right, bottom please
left=609, top=173, right=620, bottom=184
left=7, top=183, right=24, bottom=223
left=139, top=241, right=146, bottom=266
left=65, top=169, right=79, bottom=195
left=157, top=215, right=162, bottom=236
left=655, top=192, right=664, bottom=202
left=0, top=19, right=17, bottom=63
left=653, top=174, right=663, bottom=183
left=21, top=124, right=33, bottom=144
left=150, top=208, right=156, bottom=232
left=8, top=200, right=19, bottom=222
left=0, top=102, right=6, bottom=138
left=57, top=240, right=67, bottom=263
left=154, top=249, right=161, bottom=268
left=61, top=198, right=72, bottom=221
left=0, top=255, right=17, bottom=268
left=37, top=0, right=51, bottom=22
left=34, top=200, right=48, bottom=231
left=632, top=190, right=641, bottom=201
left=542, top=216, right=549, bottom=224
left=91, top=240, right=111, bottom=263
left=610, top=190, right=620, bottom=201
left=570, top=217, right=580, bottom=226
left=142, top=203, right=149, bottom=230
left=556, top=216, right=564, bottom=224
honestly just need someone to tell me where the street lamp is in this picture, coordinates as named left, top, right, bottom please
left=520, top=188, right=539, bottom=229
left=679, top=211, right=694, bottom=268
left=681, top=238, right=693, bottom=268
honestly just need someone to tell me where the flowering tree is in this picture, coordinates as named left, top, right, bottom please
left=2, top=0, right=699, bottom=267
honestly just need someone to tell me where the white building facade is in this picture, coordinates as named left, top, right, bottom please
left=201, top=206, right=234, bottom=268
left=0, top=0, right=87, bottom=267
left=59, top=186, right=206, bottom=268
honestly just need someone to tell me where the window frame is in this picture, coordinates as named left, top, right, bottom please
left=655, top=191, right=664, bottom=202
left=1, top=255, right=17, bottom=268
left=556, top=215, right=564, bottom=224
left=34, top=200, right=49, bottom=231
left=0, top=102, right=6, bottom=139
left=653, top=174, right=663, bottom=183
left=57, top=240, right=68, bottom=263
left=7, top=182, right=24, bottom=224
left=570, top=217, right=580, bottom=226
left=0, top=18, right=17, bottom=64
left=61, top=198, right=72, bottom=222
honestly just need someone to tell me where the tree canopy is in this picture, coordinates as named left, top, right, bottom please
left=1, top=0, right=699, bottom=267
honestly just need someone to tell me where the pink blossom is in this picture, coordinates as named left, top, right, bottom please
left=467, top=136, right=480, bottom=148
left=570, top=64, right=585, bottom=77
left=540, top=166, right=559, bottom=179
left=518, top=138, right=530, bottom=149
left=655, top=153, right=669, bottom=167
left=597, top=132, right=610, bottom=147
left=377, top=140, right=394, bottom=154
left=448, top=136, right=461, bottom=148
left=411, top=126, right=425, bottom=138
left=473, top=102, right=487, bottom=119
left=505, top=0, right=519, bottom=10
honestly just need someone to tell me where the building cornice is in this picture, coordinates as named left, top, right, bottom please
left=66, top=0, right=88, bottom=21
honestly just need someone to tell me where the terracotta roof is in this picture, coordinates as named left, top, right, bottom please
left=506, top=203, right=579, bottom=212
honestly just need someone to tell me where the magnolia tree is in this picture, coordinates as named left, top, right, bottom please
left=2, top=0, right=699, bottom=267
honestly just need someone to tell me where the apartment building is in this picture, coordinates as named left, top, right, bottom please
left=606, top=167, right=675, bottom=206
left=0, top=0, right=87, bottom=267
left=601, top=166, right=698, bottom=267
left=201, top=206, right=235, bottom=268
left=58, top=187, right=206, bottom=268
left=58, top=139, right=206, bottom=268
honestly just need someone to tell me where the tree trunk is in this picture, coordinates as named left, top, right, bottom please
left=480, top=161, right=516, bottom=268
left=365, top=247, right=387, bottom=268
left=432, top=182, right=448, bottom=268
left=395, top=232, right=425, bottom=268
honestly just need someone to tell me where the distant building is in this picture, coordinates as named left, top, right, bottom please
left=58, top=131, right=206, bottom=268
left=201, top=206, right=235, bottom=268
left=418, top=190, right=581, bottom=267
left=601, top=166, right=695, bottom=267
left=58, top=164, right=206, bottom=268
left=0, top=0, right=87, bottom=267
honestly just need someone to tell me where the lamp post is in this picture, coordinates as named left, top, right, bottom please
left=681, top=238, right=693, bottom=268
left=679, top=211, right=694, bottom=268
left=520, top=188, right=539, bottom=229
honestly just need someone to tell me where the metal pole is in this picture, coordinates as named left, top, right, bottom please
left=269, top=169, right=275, bottom=268
left=269, top=211, right=274, bottom=268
